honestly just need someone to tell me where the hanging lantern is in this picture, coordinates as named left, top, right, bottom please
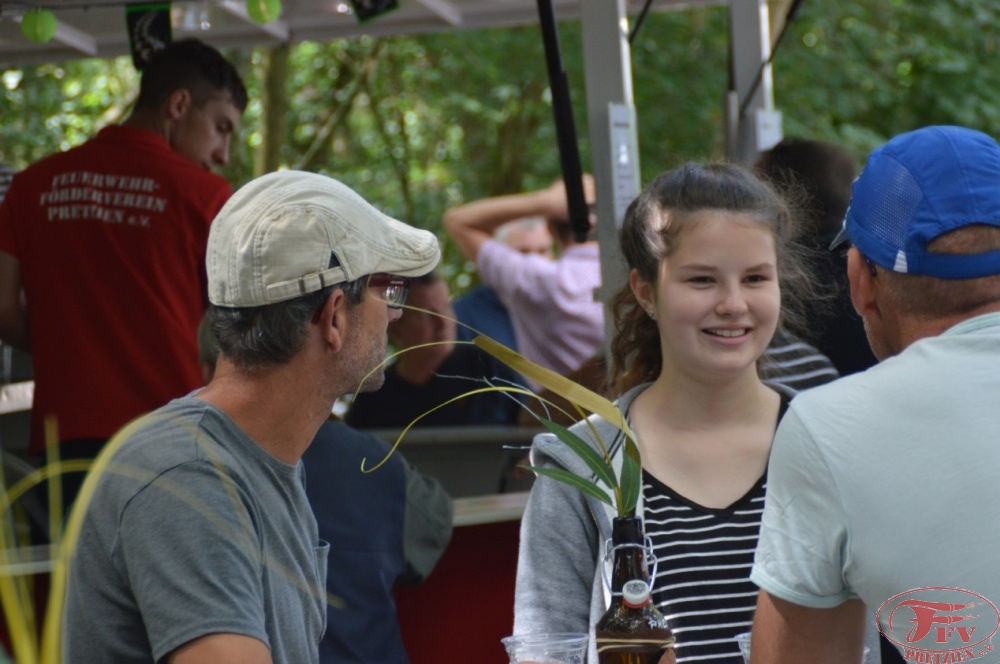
left=21, top=8, right=58, bottom=43
left=246, top=0, right=281, bottom=24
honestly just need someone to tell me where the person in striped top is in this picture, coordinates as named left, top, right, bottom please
left=513, top=163, right=833, bottom=663
left=759, top=327, right=839, bottom=393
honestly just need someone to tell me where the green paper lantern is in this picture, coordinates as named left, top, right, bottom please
left=246, top=0, right=281, bottom=24
left=21, top=9, right=58, bottom=43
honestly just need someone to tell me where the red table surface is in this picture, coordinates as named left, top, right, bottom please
left=396, top=519, right=521, bottom=664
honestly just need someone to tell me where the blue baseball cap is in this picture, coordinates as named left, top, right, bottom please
left=830, top=126, right=1000, bottom=278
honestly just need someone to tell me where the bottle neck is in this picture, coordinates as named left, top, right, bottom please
left=609, top=517, right=650, bottom=596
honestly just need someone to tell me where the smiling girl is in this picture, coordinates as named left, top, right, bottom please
left=513, top=163, right=817, bottom=663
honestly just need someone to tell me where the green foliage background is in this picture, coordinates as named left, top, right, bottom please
left=2, top=0, right=999, bottom=291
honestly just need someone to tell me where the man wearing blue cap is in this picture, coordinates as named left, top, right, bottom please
left=748, top=126, right=1000, bottom=664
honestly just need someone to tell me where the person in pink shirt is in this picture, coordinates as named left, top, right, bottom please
left=444, top=177, right=604, bottom=384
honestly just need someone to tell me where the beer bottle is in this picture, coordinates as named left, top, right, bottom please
left=595, top=516, right=676, bottom=664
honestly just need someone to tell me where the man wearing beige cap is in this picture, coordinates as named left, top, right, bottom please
left=62, top=170, right=440, bottom=664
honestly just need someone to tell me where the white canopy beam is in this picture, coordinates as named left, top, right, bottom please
left=13, top=15, right=98, bottom=56
left=218, top=0, right=290, bottom=41
left=414, top=0, right=462, bottom=26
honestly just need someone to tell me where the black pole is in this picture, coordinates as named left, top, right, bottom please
left=536, top=0, right=590, bottom=242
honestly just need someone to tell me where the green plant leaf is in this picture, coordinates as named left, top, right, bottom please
left=537, top=418, right=618, bottom=491
left=473, top=335, right=634, bottom=439
left=524, top=465, right=616, bottom=509
left=619, top=437, right=642, bottom=517
left=361, top=384, right=537, bottom=472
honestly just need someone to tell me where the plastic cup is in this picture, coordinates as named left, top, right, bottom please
left=735, top=631, right=752, bottom=663
left=501, top=632, right=588, bottom=664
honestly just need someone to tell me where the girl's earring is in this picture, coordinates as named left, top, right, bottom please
left=646, top=308, right=657, bottom=320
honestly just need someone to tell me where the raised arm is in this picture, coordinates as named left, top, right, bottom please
left=443, top=177, right=593, bottom=261
left=443, top=191, right=549, bottom=262
left=0, top=250, right=29, bottom=351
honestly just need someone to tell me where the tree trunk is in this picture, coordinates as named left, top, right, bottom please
left=255, top=44, right=290, bottom=176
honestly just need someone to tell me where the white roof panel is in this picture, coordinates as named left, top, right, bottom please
left=0, top=0, right=733, bottom=67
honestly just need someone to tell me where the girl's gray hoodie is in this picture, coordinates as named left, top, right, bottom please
left=513, top=384, right=646, bottom=663
left=511, top=383, right=882, bottom=664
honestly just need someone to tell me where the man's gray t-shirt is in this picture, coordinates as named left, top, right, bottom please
left=63, top=396, right=329, bottom=663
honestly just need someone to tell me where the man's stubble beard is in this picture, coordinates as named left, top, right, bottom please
left=349, top=328, right=389, bottom=394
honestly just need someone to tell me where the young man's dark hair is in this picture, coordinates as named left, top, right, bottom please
left=135, top=38, right=248, bottom=112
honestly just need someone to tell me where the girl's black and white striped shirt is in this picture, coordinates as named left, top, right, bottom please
left=643, top=471, right=765, bottom=664
left=639, top=394, right=787, bottom=664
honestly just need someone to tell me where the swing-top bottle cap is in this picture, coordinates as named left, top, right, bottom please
left=622, top=579, right=651, bottom=608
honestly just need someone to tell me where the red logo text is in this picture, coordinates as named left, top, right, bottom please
left=877, top=587, right=1000, bottom=663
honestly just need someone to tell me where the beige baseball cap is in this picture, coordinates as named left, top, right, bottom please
left=207, top=170, right=440, bottom=307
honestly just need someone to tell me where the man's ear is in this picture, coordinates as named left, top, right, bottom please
left=629, top=268, right=655, bottom=314
left=316, top=289, right=349, bottom=353
left=847, top=248, right=879, bottom=319
left=165, top=88, right=192, bottom=121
